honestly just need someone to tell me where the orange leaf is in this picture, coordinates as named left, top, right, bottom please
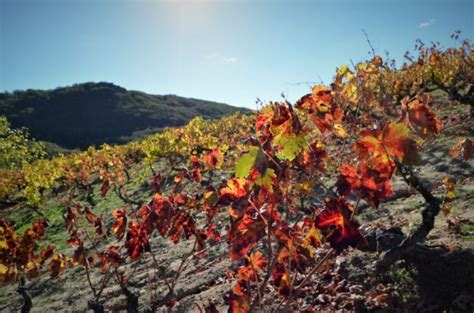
left=355, top=122, right=419, bottom=165
left=220, top=178, right=247, bottom=204
left=226, top=280, right=250, bottom=313
left=296, top=86, right=333, bottom=113
left=249, top=251, right=267, bottom=271
left=450, top=138, right=472, bottom=160
left=402, top=98, right=441, bottom=138
left=111, top=208, right=127, bottom=240
left=203, top=149, right=224, bottom=169
left=228, top=210, right=266, bottom=260
left=296, top=85, right=345, bottom=134
left=49, top=253, right=68, bottom=277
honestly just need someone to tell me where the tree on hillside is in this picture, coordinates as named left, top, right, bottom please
left=0, top=115, right=45, bottom=169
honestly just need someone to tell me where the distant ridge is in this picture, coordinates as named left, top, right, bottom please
left=0, top=82, right=250, bottom=149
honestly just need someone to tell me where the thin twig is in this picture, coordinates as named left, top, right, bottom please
left=362, top=29, right=376, bottom=57
left=294, top=248, right=334, bottom=291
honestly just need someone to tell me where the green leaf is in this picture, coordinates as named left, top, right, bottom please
left=235, top=147, right=260, bottom=178
left=273, top=133, right=307, bottom=161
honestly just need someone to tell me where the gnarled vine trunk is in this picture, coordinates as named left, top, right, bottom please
left=16, top=286, right=32, bottom=313
left=377, top=162, right=441, bottom=270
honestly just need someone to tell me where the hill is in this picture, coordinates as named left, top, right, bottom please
left=0, top=42, right=472, bottom=313
left=0, top=82, right=250, bottom=149
left=1, top=92, right=472, bottom=313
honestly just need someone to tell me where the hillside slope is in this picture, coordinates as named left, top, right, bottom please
left=0, top=94, right=472, bottom=313
left=0, top=82, right=250, bottom=149
left=1, top=42, right=472, bottom=313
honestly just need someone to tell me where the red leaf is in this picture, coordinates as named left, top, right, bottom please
left=336, top=162, right=394, bottom=207
left=295, top=86, right=333, bottom=113
left=168, top=210, right=196, bottom=243
left=98, top=246, right=124, bottom=272
left=303, top=218, right=322, bottom=248
left=196, top=224, right=222, bottom=259
left=203, top=149, right=223, bottom=169
left=125, top=221, right=150, bottom=260
left=174, top=171, right=185, bottom=184
left=298, top=141, right=328, bottom=173
left=94, top=217, right=103, bottom=236
left=84, top=207, right=98, bottom=224
left=39, top=244, right=55, bottom=265
left=66, top=230, right=82, bottom=246
left=49, top=253, right=67, bottom=277
left=203, top=186, right=219, bottom=221
left=450, top=138, right=472, bottom=161
left=144, top=193, right=174, bottom=237
left=66, top=207, right=77, bottom=232
left=228, top=209, right=266, bottom=260
left=315, top=197, right=366, bottom=252
left=150, top=173, right=162, bottom=192
left=272, top=262, right=290, bottom=296
left=190, top=156, right=201, bottom=168
left=255, top=106, right=275, bottom=134
left=192, top=168, right=202, bottom=183
left=336, top=164, right=361, bottom=195
left=100, top=179, right=110, bottom=198
left=32, top=218, right=48, bottom=238
left=256, top=103, right=301, bottom=143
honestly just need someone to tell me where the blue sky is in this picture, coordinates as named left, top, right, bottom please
left=1, top=0, right=472, bottom=109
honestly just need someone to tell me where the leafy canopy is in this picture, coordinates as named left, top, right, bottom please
left=0, top=115, right=45, bottom=169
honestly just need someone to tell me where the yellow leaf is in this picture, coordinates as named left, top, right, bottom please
left=26, top=261, right=36, bottom=271
left=296, top=181, right=314, bottom=194
left=0, top=239, right=8, bottom=249
left=273, top=133, right=307, bottom=161
left=337, top=64, right=350, bottom=77
left=443, top=177, right=456, bottom=199
left=333, top=123, right=348, bottom=138
left=255, top=168, right=276, bottom=190
left=447, top=189, right=456, bottom=200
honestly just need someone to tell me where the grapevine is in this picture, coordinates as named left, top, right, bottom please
left=0, top=37, right=473, bottom=312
